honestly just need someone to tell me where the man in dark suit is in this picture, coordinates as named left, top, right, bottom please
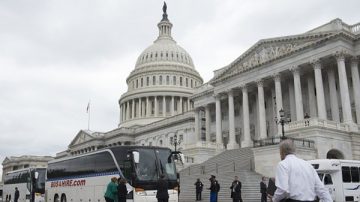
left=260, top=176, right=267, bottom=202
left=230, top=176, right=242, bottom=202
left=156, top=174, right=169, bottom=202
left=194, top=178, right=203, bottom=201
left=14, top=187, right=19, bottom=202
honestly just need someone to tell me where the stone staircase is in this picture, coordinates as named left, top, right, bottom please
left=179, top=148, right=263, bottom=202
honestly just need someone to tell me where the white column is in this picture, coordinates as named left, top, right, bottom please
left=351, top=57, right=360, bottom=124
left=138, top=98, right=142, bottom=118
left=307, top=76, right=317, bottom=117
left=227, top=90, right=238, bottom=149
left=215, top=95, right=223, bottom=148
left=179, top=97, right=183, bottom=114
left=335, top=50, right=353, bottom=123
left=131, top=99, right=135, bottom=119
left=163, top=96, right=166, bottom=117
left=194, top=108, right=201, bottom=141
left=241, top=85, right=251, bottom=147
left=289, top=82, right=296, bottom=121
left=126, top=101, right=130, bottom=120
left=171, top=96, right=175, bottom=116
left=274, top=74, right=283, bottom=136
left=257, top=80, right=267, bottom=139
left=146, top=97, right=150, bottom=117
left=312, top=59, right=327, bottom=119
left=187, top=99, right=190, bottom=112
left=120, top=104, right=123, bottom=123
left=327, top=67, right=340, bottom=122
left=205, top=104, right=211, bottom=142
left=291, top=66, right=304, bottom=120
left=154, top=96, right=158, bottom=117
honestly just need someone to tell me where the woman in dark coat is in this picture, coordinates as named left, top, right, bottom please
left=117, top=178, right=128, bottom=202
left=156, top=174, right=169, bottom=202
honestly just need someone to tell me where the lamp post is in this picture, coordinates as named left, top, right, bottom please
left=275, top=109, right=291, bottom=140
left=170, top=134, right=182, bottom=152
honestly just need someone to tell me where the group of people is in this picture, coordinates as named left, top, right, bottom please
left=104, top=174, right=170, bottom=202
left=194, top=139, right=333, bottom=202
left=104, top=177, right=128, bottom=202
left=4, top=187, right=19, bottom=202
left=194, top=175, right=242, bottom=202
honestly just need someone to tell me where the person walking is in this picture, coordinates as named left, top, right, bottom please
left=156, top=174, right=169, bottom=202
left=14, top=187, right=19, bottom=202
left=230, top=176, right=242, bottom=202
left=270, top=139, right=332, bottom=202
left=117, top=178, right=128, bottom=202
left=260, top=176, right=267, bottom=202
left=104, top=177, right=118, bottom=202
left=194, top=178, right=203, bottom=201
left=208, top=175, right=220, bottom=202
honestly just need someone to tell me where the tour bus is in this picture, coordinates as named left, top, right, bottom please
left=309, top=159, right=360, bottom=202
left=0, top=183, right=3, bottom=202
left=3, top=168, right=46, bottom=202
left=45, top=146, right=183, bottom=202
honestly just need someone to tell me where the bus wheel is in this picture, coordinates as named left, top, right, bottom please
left=54, top=194, right=60, bottom=202
left=61, top=194, right=67, bottom=202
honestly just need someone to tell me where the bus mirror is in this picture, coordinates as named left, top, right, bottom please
left=34, top=171, right=39, bottom=179
left=132, top=151, right=140, bottom=164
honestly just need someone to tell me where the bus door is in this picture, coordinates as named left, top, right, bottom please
left=323, top=173, right=336, bottom=201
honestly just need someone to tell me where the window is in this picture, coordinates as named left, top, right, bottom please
left=136, top=79, right=138, bottom=88
left=166, top=76, right=169, bottom=85
left=132, top=81, right=135, bottom=89
left=147, top=77, right=149, bottom=86
left=159, top=76, right=163, bottom=85
left=186, top=78, right=188, bottom=87
left=351, top=167, right=359, bottom=182
left=173, top=76, right=176, bottom=85
left=342, top=166, right=351, bottom=182
left=153, top=76, right=156, bottom=85
left=191, top=79, right=193, bottom=88
left=141, top=78, right=143, bottom=87
left=324, top=174, right=333, bottom=185
left=180, top=77, right=183, bottom=86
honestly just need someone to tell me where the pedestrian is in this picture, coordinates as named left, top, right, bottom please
left=117, top=178, right=128, bottom=202
left=230, top=176, right=242, bottom=202
left=260, top=176, right=267, bottom=202
left=208, top=175, right=220, bottom=202
left=104, top=177, right=118, bottom=202
left=156, top=174, right=169, bottom=202
left=269, top=139, right=332, bottom=202
left=194, top=178, right=203, bottom=201
left=14, top=187, right=19, bottom=202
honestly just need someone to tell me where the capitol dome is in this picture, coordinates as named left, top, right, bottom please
left=118, top=4, right=203, bottom=128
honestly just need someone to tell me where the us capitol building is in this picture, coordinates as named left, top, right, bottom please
left=57, top=5, right=360, bottom=175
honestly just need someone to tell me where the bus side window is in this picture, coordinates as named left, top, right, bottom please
left=342, top=166, right=351, bottom=182
left=350, top=167, right=359, bottom=182
left=324, top=174, right=333, bottom=185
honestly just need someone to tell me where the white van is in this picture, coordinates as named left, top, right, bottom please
left=309, top=159, right=360, bottom=202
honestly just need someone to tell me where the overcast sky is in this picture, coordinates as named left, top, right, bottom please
left=0, top=0, right=359, bottom=177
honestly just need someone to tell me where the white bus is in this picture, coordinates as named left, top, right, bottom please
left=309, top=159, right=360, bottom=202
left=3, top=168, right=46, bottom=202
left=46, top=146, right=181, bottom=202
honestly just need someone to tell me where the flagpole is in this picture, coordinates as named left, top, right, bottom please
left=87, top=101, right=91, bottom=130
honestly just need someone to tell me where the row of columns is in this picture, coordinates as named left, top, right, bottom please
left=194, top=53, right=360, bottom=149
left=120, top=96, right=193, bottom=122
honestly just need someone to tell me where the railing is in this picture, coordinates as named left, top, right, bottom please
left=285, top=118, right=349, bottom=132
left=351, top=23, right=360, bottom=34
left=253, top=136, right=315, bottom=148
left=183, top=159, right=252, bottom=176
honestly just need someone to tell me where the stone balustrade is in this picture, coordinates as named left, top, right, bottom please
left=285, top=118, right=350, bottom=132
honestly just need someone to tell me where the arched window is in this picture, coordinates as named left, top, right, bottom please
left=147, top=77, right=149, bottom=86
left=180, top=77, right=183, bottom=86
left=141, top=78, right=143, bottom=87
left=153, top=76, right=156, bottom=85
left=159, top=76, right=163, bottom=85
left=166, top=76, right=170, bottom=85
left=173, top=76, right=176, bottom=85
left=186, top=78, right=188, bottom=87
left=191, top=79, right=193, bottom=88
left=136, top=79, right=138, bottom=88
